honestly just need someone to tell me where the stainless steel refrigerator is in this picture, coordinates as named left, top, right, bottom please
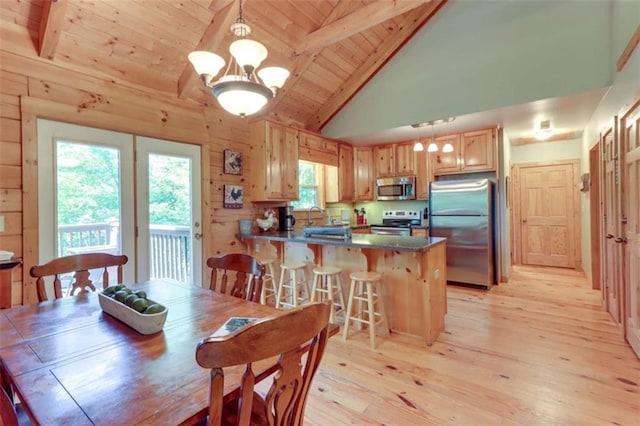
left=429, top=178, right=494, bottom=288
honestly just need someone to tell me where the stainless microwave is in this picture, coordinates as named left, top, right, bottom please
left=376, top=176, right=416, bottom=201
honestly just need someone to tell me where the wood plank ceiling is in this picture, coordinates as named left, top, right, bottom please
left=0, top=0, right=446, bottom=131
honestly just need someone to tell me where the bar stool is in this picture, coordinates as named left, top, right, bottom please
left=256, top=256, right=278, bottom=306
left=342, top=271, right=390, bottom=349
left=310, top=266, right=346, bottom=324
left=276, top=262, right=310, bottom=309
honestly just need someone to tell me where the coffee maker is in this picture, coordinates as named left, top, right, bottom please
left=278, top=206, right=296, bottom=231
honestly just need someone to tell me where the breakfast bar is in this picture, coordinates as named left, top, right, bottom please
left=239, top=231, right=447, bottom=345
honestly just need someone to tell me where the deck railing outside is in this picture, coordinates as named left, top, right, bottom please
left=58, top=222, right=191, bottom=283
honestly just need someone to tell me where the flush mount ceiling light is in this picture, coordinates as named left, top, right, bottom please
left=411, top=117, right=455, bottom=153
left=535, top=120, right=554, bottom=140
left=188, top=0, right=289, bottom=117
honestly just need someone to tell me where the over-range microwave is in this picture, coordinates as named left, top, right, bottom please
left=376, top=176, right=416, bottom=201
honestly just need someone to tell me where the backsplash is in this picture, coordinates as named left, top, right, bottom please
left=326, top=200, right=429, bottom=225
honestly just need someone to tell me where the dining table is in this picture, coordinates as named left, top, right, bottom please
left=0, top=279, right=284, bottom=425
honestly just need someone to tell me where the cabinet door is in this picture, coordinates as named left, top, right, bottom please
left=265, top=122, right=286, bottom=199
left=415, top=148, right=432, bottom=200
left=374, top=145, right=395, bottom=177
left=430, top=134, right=461, bottom=175
left=395, top=142, right=416, bottom=175
left=338, top=144, right=355, bottom=201
left=462, top=129, right=495, bottom=172
left=282, top=127, right=299, bottom=199
left=354, top=147, right=374, bottom=201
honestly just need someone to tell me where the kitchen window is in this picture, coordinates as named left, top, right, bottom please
left=291, top=160, right=325, bottom=210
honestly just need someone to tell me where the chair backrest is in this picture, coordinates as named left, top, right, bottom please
left=206, top=253, right=265, bottom=303
left=1, top=385, right=18, bottom=426
left=30, top=253, right=128, bottom=302
left=196, top=301, right=331, bottom=426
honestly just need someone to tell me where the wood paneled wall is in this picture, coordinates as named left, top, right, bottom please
left=0, top=49, right=274, bottom=305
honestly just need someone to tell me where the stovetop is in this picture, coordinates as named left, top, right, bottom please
left=372, top=210, right=423, bottom=228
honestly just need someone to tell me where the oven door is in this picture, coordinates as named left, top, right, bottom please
left=370, top=226, right=411, bottom=236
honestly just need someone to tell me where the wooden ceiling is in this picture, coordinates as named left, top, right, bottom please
left=0, top=0, right=446, bottom=131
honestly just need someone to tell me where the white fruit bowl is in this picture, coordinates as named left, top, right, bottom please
left=98, top=292, right=168, bottom=335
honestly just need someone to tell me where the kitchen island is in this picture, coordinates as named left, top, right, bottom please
left=239, top=230, right=447, bottom=345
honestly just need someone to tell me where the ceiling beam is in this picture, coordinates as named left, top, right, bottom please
left=511, top=131, right=584, bottom=146
left=177, top=0, right=237, bottom=99
left=306, top=0, right=447, bottom=132
left=296, top=0, right=431, bottom=56
left=38, top=0, right=69, bottom=60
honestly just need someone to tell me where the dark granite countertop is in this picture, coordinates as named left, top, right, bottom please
left=238, top=230, right=445, bottom=252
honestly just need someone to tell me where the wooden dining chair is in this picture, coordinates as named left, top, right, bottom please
left=29, top=253, right=128, bottom=302
left=206, top=253, right=265, bottom=303
left=195, top=301, right=331, bottom=426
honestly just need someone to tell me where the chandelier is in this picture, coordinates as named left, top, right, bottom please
left=412, top=118, right=455, bottom=153
left=188, top=0, right=289, bottom=117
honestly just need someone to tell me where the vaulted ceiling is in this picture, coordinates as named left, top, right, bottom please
left=0, top=0, right=446, bottom=131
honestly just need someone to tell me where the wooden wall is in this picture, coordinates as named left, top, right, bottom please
left=0, top=48, right=272, bottom=305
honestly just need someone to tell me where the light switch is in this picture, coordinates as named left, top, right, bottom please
left=0, top=216, right=4, bottom=233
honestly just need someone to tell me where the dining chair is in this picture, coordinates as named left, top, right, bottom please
left=29, top=253, right=128, bottom=302
left=195, top=301, right=331, bottom=426
left=206, top=253, right=265, bottom=303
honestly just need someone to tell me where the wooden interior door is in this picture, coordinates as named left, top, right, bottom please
left=588, top=144, right=602, bottom=290
left=602, top=124, right=622, bottom=324
left=621, top=100, right=640, bottom=356
left=519, top=163, right=576, bottom=268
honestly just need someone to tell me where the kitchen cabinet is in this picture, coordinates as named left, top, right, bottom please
left=249, top=120, right=299, bottom=201
left=374, top=142, right=415, bottom=178
left=430, top=128, right=495, bottom=175
left=354, top=146, right=375, bottom=201
left=414, top=148, right=433, bottom=200
left=338, top=143, right=355, bottom=201
left=299, top=130, right=339, bottom=166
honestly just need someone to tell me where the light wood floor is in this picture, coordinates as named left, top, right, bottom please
left=304, top=266, right=640, bottom=425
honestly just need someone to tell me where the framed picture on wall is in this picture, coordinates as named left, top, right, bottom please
left=224, top=149, right=242, bottom=175
left=223, top=185, right=243, bottom=209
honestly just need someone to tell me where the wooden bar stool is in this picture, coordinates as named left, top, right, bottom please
left=342, top=271, right=390, bottom=349
left=256, top=256, right=278, bottom=306
left=276, top=262, right=310, bottom=309
left=310, top=266, right=346, bottom=324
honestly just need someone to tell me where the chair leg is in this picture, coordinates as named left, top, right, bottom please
left=366, top=281, right=376, bottom=350
left=342, top=279, right=356, bottom=341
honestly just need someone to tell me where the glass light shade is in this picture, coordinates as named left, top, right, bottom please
left=257, top=66, right=290, bottom=90
left=187, top=51, right=225, bottom=77
left=413, top=141, right=424, bottom=152
left=229, top=39, right=268, bottom=71
left=427, top=142, right=438, bottom=152
left=212, top=80, right=272, bottom=117
left=442, top=143, right=454, bottom=153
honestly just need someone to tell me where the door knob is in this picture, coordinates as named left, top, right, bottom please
left=614, top=237, right=627, bottom=244
left=194, top=233, right=202, bottom=240
left=522, top=219, right=527, bottom=223
left=605, top=233, right=614, bottom=239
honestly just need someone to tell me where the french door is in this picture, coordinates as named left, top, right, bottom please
left=37, top=119, right=202, bottom=286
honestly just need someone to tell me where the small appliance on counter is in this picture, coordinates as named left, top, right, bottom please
left=303, top=225, right=352, bottom=240
left=278, top=206, right=296, bottom=231
left=369, top=210, right=423, bottom=236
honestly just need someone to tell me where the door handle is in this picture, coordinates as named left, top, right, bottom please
left=194, top=233, right=202, bottom=240
left=614, top=237, right=627, bottom=244
left=605, top=233, right=614, bottom=239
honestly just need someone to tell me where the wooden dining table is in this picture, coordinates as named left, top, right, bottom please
left=0, top=279, right=283, bottom=425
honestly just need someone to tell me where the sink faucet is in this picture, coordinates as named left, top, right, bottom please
left=307, top=206, right=324, bottom=225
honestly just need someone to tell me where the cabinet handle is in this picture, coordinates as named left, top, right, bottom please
left=605, top=233, right=614, bottom=239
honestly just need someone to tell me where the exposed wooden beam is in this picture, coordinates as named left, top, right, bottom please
left=209, top=0, right=235, bottom=14
left=511, top=131, right=584, bottom=146
left=296, top=0, right=431, bottom=56
left=38, top=0, right=69, bottom=60
left=306, top=0, right=446, bottom=132
left=263, top=1, right=357, bottom=116
left=616, top=24, right=640, bottom=72
left=177, top=0, right=237, bottom=99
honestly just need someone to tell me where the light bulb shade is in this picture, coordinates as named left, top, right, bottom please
left=427, top=142, right=438, bottom=152
left=188, top=51, right=225, bottom=78
left=229, top=39, right=267, bottom=71
left=413, top=141, right=424, bottom=152
left=257, top=66, right=290, bottom=91
left=442, top=143, right=454, bottom=153
left=212, top=80, right=272, bottom=117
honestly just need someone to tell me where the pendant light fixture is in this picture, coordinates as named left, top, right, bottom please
left=411, top=118, right=455, bottom=153
left=412, top=123, right=424, bottom=152
left=188, top=0, right=289, bottom=117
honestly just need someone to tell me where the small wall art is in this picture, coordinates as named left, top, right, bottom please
left=224, top=149, right=242, bottom=175
left=223, top=184, right=243, bottom=209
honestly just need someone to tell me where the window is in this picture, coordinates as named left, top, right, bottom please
left=292, top=160, right=323, bottom=210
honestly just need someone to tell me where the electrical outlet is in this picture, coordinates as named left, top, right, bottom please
left=434, top=268, right=440, bottom=279
left=255, top=243, right=260, bottom=253
left=0, top=216, right=4, bottom=233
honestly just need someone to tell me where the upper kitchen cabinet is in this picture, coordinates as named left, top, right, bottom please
left=299, top=130, right=339, bottom=166
left=374, top=142, right=415, bottom=178
left=431, top=128, right=495, bottom=175
left=415, top=148, right=433, bottom=200
left=249, top=120, right=299, bottom=201
left=338, top=143, right=355, bottom=201
left=354, top=146, right=375, bottom=201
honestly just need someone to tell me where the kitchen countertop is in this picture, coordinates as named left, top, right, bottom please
left=238, top=230, right=445, bottom=252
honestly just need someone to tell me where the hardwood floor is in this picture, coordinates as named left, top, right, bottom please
left=305, top=266, right=640, bottom=425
